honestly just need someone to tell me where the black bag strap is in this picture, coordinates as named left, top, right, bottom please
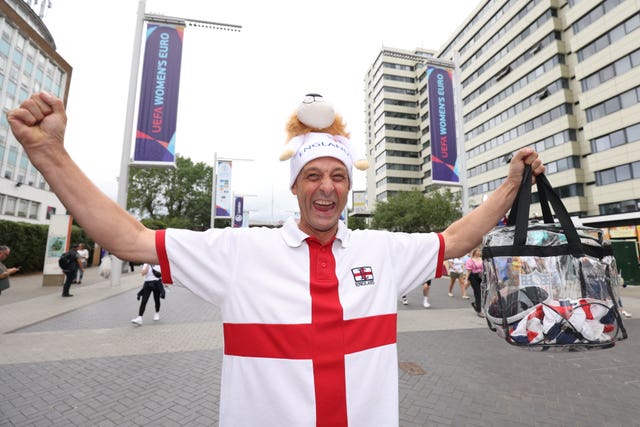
left=536, top=177, right=554, bottom=224
left=505, top=165, right=532, bottom=226
left=506, top=164, right=555, bottom=226
left=509, top=165, right=584, bottom=256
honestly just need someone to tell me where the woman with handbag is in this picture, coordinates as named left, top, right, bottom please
left=131, top=263, right=164, bottom=325
left=465, top=248, right=484, bottom=318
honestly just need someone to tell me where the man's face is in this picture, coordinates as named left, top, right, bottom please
left=0, top=249, right=10, bottom=261
left=291, top=157, right=349, bottom=243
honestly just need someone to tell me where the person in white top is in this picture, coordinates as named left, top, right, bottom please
left=8, top=92, right=545, bottom=426
left=445, top=256, right=469, bottom=299
left=74, top=243, right=89, bottom=284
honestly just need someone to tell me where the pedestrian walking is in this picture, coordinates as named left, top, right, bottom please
left=465, top=248, right=484, bottom=317
left=617, top=273, right=632, bottom=318
left=445, top=256, right=469, bottom=298
left=131, top=263, right=164, bottom=325
left=400, top=280, right=431, bottom=308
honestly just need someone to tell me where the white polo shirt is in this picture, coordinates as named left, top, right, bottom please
left=156, top=217, right=444, bottom=427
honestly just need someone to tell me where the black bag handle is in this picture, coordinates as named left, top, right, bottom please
left=507, top=165, right=584, bottom=256
left=505, top=165, right=530, bottom=226
left=536, top=176, right=554, bottom=223
left=507, top=165, right=554, bottom=226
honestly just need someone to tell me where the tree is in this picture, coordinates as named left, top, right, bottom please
left=127, top=166, right=166, bottom=219
left=164, top=156, right=213, bottom=230
left=371, top=189, right=461, bottom=233
left=347, top=213, right=369, bottom=230
left=128, top=155, right=213, bottom=230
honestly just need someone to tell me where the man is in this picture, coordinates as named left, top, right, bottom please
left=60, top=243, right=83, bottom=297
left=0, top=245, right=20, bottom=295
left=8, top=92, right=544, bottom=426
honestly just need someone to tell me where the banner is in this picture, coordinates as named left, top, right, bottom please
left=233, top=195, right=244, bottom=228
left=609, top=226, right=637, bottom=238
left=215, top=160, right=232, bottom=218
left=352, top=191, right=367, bottom=214
left=428, top=66, right=460, bottom=184
left=133, top=23, right=185, bottom=165
left=43, top=214, right=72, bottom=275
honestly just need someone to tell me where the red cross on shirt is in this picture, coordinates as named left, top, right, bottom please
left=223, top=238, right=397, bottom=426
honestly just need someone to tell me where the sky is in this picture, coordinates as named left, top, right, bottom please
left=40, top=0, right=480, bottom=223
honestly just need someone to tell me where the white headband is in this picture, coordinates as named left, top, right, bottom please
left=289, top=132, right=353, bottom=188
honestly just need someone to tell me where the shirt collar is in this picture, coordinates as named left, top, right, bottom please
left=280, top=217, right=351, bottom=248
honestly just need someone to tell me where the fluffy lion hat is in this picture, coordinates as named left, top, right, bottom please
left=280, top=93, right=369, bottom=188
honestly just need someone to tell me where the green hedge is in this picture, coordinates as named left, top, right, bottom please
left=0, top=220, right=94, bottom=273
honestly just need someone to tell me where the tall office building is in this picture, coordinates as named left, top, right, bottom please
left=364, top=48, right=448, bottom=207
left=0, top=0, right=69, bottom=224
left=365, top=0, right=640, bottom=229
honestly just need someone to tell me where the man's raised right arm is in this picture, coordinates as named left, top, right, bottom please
left=8, top=92, right=157, bottom=264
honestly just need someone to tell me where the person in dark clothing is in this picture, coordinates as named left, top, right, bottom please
left=61, top=244, right=83, bottom=297
left=465, top=248, right=484, bottom=317
left=0, top=245, right=20, bottom=295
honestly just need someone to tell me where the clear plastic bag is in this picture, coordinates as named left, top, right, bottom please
left=481, top=168, right=627, bottom=350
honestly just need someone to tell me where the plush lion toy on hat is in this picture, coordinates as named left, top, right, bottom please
left=279, top=93, right=369, bottom=172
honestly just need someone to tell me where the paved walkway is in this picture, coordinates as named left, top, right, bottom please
left=1, top=267, right=639, bottom=426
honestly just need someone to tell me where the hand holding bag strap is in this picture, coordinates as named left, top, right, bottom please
left=512, top=166, right=584, bottom=256
left=512, top=164, right=534, bottom=244
left=506, top=164, right=534, bottom=227
left=507, top=165, right=554, bottom=227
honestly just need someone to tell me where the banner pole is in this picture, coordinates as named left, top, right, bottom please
left=210, top=152, right=217, bottom=229
left=112, top=0, right=146, bottom=285
left=453, top=50, right=469, bottom=215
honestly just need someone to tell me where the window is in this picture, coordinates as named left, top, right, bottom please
left=586, top=87, right=640, bottom=122
left=628, top=124, right=640, bottom=142
left=620, top=90, right=636, bottom=110
left=17, top=199, right=27, bottom=217
left=495, top=65, right=511, bottom=81
left=4, top=196, right=16, bottom=215
left=595, top=161, right=640, bottom=185
left=597, top=169, right=616, bottom=185
left=28, top=201, right=40, bottom=220
left=609, top=129, right=625, bottom=147
left=590, top=123, right=640, bottom=152
left=616, top=55, right=632, bottom=74
left=615, top=164, right=632, bottom=181
left=7, top=146, right=18, bottom=166
left=600, top=199, right=640, bottom=215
